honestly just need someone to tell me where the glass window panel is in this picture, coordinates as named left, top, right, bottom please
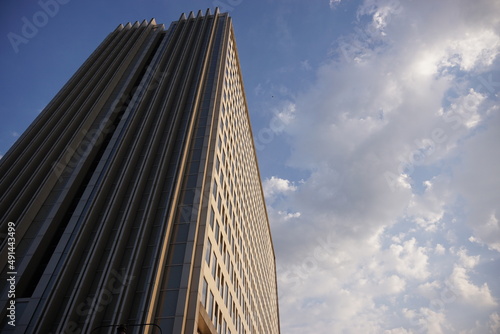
left=157, top=317, right=175, bottom=333
left=208, top=291, right=214, bottom=319
left=209, top=207, right=215, bottom=229
left=172, top=223, right=189, bottom=242
left=212, top=254, right=217, bottom=278
left=189, top=159, right=200, bottom=174
left=205, top=240, right=212, bottom=265
left=166, top=265, right=183, bottom=289
left=185, top=174, right=198, bottom=188
left=202, top=278, right=208, bottom=307
left=213, top=180, right=218, bottom=199
left=183, top=189, right=195, bottom=206
left=169, top=243, right=186, bottom=264
left=160, top=290, right=179, bottom=317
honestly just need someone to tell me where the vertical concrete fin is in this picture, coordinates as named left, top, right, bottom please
left=115, top=23, right=124, bottom=32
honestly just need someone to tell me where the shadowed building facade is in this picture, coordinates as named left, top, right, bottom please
left=0, top=9, right=280, bottom=334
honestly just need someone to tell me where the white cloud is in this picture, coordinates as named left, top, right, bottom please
left=378, top=274, right=406, bottom=294
left=357, top=0, right=402, bottom=33
left=267, top=0, right=500, bottom=332
left=439, top=89, right=486, bottom=129
left=403, top=307, right=453, bottom=334
left=406, top=180, right=449, bottom=232
left=447, top=266, right=497, bottom=308
left=387, top=238, right=430, bottom=281
left=329, top=0, right=342, bottom=9
left=435, top=244, right=446, bottom=255
left=274, top=101, right=295, bottom=131
left=406, top=29, right=500, bottom=77
left=384, top=328, right=412, bottom=334
left=277, top=210, right=301, bottom=220
left=445, top=29, right=500, bottom=72
left=300, top=59, right=312, bottom=71
left=262, top=176, right=297, bottom=203
left=451, top=111, right=500, bottom=252
left=417, top=280, right=441, bottom=300
left=489, top=312, right=500, bottom=333
left=455, top=247, right=480, bottom=269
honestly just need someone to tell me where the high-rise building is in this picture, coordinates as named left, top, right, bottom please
left=0, top=9, right=280, bottom=334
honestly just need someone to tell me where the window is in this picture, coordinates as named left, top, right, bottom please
left=217, top=265, right=222, bottom=292
left=214, top=303, right=219, bottom=328
left=201, top=278, right=208, bottom=307
left=212, top=253, right=217, bottom=279
left=229, top=262, right=233, bottom=283
left=229, top=294, right=233, bottom=317
left=224, top=282, right=229, bottom=307
left=212, top=180, right=218, bottom=199
left=218, top=310, right=223, bottom=334
left=220, top=274, right=225, bottom=298
left=205, top=240, right=212, bottom=266
left=209, top=207, right=215, bottom=229
left=208, top=291, right=214, bottom=319
left=215, top=223, right=220, bottom=242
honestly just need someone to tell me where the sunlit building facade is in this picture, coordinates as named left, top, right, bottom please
left=0, top=9, right=280, bottom=334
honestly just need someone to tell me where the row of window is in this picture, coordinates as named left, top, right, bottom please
left=200, top=35, right=278, bottom=333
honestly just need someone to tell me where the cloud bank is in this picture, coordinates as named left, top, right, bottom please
left=266, top=0, right=500, bottom=332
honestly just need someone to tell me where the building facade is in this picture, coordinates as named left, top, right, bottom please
left=0, top=9, right=280, bottom=334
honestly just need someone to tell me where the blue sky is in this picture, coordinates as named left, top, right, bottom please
left=1, top=0, right=500, bottom=333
